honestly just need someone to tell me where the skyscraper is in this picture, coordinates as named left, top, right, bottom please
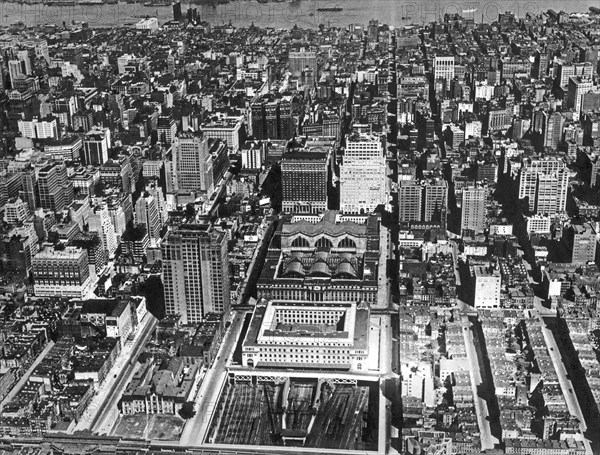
left=37, top=162, right=74, bottom=213
left=543, top=111, right=564, bottom=149
left=281, top=148, right=329, bottom=214
left=567, top=76, right=593, bottom=115
left=423, top=179, right=448, bottom=223
left=161, top=224, right=230, bottom=324
left=135, top=193, right=161, bottom=242
left=340, top=132, right=388, bottom=214
left=172, top=133, right=214, bottom=196
left=32, top=245, right=92, bottom=298
left=82, top=128, right=111, bottom=165
left=250, top=98, right=295, bottom=140
left=398, top=181, right=422, bottom=223
left=289, top=51, right=317, bottom=76
left=518, top=157, right=568, bottom=215
left=461, top=186, right=487, bottom=234
left=89, top=204, right=118, bottom=259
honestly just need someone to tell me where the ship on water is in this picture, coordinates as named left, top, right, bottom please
left=462, top=8, right=477, bottom=14
left=316, top=6, right=342, bottom=12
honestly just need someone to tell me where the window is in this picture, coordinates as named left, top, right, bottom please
left=292, top=236, right=309, bottom=248
left=316, top=237, right=333, bottom=248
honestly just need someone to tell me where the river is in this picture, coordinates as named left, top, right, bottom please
left=0, top=0, right=595, bottom=29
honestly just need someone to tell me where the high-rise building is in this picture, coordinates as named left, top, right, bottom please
left=250, top=99, right=295, bottom=140
left=172, top=1, right=182, bottom=21
left=433, top=55, right=455, bottom=82
left=542, top=111, right=564, bottom=150
left=241, top=141, right=264, bottom=169
left=423, top=179, right=448, bottom=223
left=135, top=193, right=161, bottom=242
left=158, top=115, right=178, bottom=145
left=533, top=50, right=548, bottom=79
left=32, top=245, right=92, bottom=298
left=4, top=197, right=29, bottom=224
left=471, top=266, right=501, bottom=308
left=37, top=162, right=74, bottom=213
left=398, top=181, right=422, bottom=223
left=161, top=224, right=230, bottom=324
left=460, top=186, right=487, bottom=234
left=281, top=148, right=329, bottom=214
left=557, top=62, right=593, bottom=86
left=518, top=157, right=568, bottom=215
left=289, top=51, right=317, bottom=76
left=567, top=76, right=593, bottom=115
left=340, top=132, right=387, bottom=214
left=568, top=223, right=597, bottom=264
left=89, top=204, right=118, bottom=259
left=172, top=133, right=214, bottom=196
left=201, top=116, right=243, bottom=151
left=82, top=128, right=111, bottom=165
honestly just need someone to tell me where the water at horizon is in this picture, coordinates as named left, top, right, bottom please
left=0, top=0, right=595, bottom=29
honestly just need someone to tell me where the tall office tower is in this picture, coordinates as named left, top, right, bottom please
left=433, top=55, right=455, bottom=82
left=37, top=162, right=74, bottom=213
left=340, top=133, right=387, bottom=214
left=88, top=204, right=118, bottom=259
left=251, top=101, right=266, bottom=139
left=158, top=115, right=178, bottom=145
left=82, top=128, right=111, bottom=165
left=241, top=141, right=264, bottom=169
left=161, top=224, right=230, bottom=324
left=461, top=186, right=487, bottom=234
left=251, top=99, right=295, bottom=140
left=135, top=193, right=161, bottom=242
left=557, top=62, right=593, bottom=86
left=289, top=51, right=317, bottom=76
left=533, top=50, right=548, bottom=79
left=535, top=171, right=569, bottom=216
left=543, top=111, right=564, bottom=149
left=172, top=133, right=214, bottom=196
left=569, top=223, right=597, bottom=264
left=567, top=77, right=593, bottom=115
left=281, top=148, right=329, bottom=214
left=32, top=245, right=92, bottom=298
left=21, top=167, right=38, bottom=211
left=8, top=59, right=25, bottom=87
left=398, top=181, right=422, bottom=223
left=518, top=157, right=568, bottom=214
left=172, top=1, right=182, bottom=21
left=423, top=179, right=448, bottom=223
left=70, top=231, right=107, bottom=275
left=265, top=101, right=279, bottom=139
left=145, top=181, right=168, bottom=229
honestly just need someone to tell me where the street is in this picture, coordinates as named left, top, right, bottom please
left=73, top=312, right=157, bottom=434
left=538, top=315, right=593, bottom=454
left=179, top=310, right=247, bottom=446
left=462, top=322, right=498, bottom=450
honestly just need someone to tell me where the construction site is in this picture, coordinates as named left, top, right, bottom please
left=207, top=378, right=377, bottom=451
